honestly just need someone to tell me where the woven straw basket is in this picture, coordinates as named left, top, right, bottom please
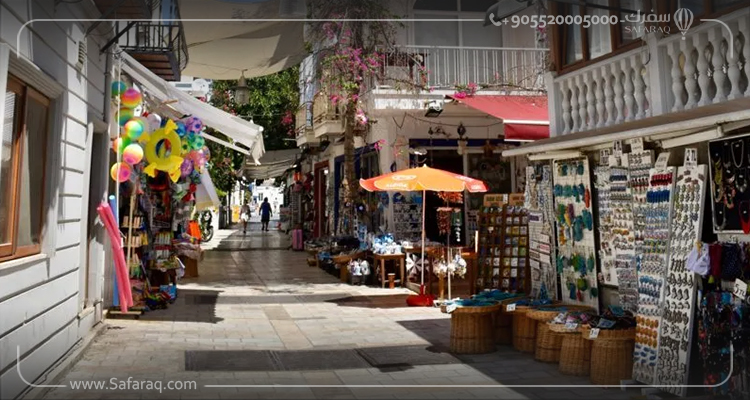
left=450, top=304, right=502, bottom=354
left=511, top=306, right=536, bottom=353
left=550, top=324, right=590, bottom=376
left=494, top=297, right=525, bottom=345
left=534, top=322, right=563, bottom=363
left=581, top=326, right=636, bottom=385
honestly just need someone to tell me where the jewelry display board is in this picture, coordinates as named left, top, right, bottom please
left=656, top=164, right=706, bottom=396
left=708, top=135, right=750, bottom=233
left=632, top=164, right=676, bottom=385
left=477, top=195, right=528, bottom=293
left=594, top=165, right=616, bottom=285
left=552, top=158, right=599, bottom=311
left=525, top=164, right=558, bottom=300
left=392, top=194, right=423, bottom=241
left=628, top=151, right=655, bottom=253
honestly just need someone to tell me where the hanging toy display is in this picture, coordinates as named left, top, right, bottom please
left=111, top=81, right=128, bottom=96
left=143, top=120, right=184, bottom=182
left=110, top=162, right=132, bottom=182
left=122, top=143, right=144, bottom=165
left=120, top=87, right=143, bottom=109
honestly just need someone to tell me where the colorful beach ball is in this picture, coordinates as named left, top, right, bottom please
left=110, top=162, right=132, bottom=182
left=111, top=137, right=131, bottom=154
left=120, top=88, right=142, bottom=109
left=122, top=143, right=144, bottom=165
left=191, top=136, right=205, bottom=150
left=111, top=81, right=127, bottom=97
left=118, top=108, right=134, bottom=127
left=124, top=119, right=145, bottom=140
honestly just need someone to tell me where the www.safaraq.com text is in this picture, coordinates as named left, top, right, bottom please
left=68, top=378, right=198, bottom=393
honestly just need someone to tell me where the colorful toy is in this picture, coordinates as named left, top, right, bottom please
left=143, top=120, right=184, bottom=182
left=118, top=107, right=134, bottom=127
left=122, top=143, right=144, bottom=165
left=110, top=162, right=132, bottom=182
left=146, top=113, right=162, bottom=132
left=191, top=135, right=205, bottom=150
left=111, top=81, right=127, bottom=97
left=175, top=121, right=187, bottom=138
left=183, top=116, right=204, bottom=134
left=97, top=202, right=133, bottom=313
left=180, top=158, right=194, bottom=177
left=201, top=146, right=211, bottom=161
left=181, top=138, right=191, bottom=155
left=120, top=88, right=142, bottom=109
left=112, top=137, right=128, bottom=154
left=124, top=119, right=145, bottom=140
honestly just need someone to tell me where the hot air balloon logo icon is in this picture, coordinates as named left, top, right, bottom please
left=674, top=8, right=694, bottom=40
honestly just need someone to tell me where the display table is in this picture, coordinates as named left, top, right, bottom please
left=333, top=252, right=365, bottom=283
left=372, top=253, right=406, bottom=288
left=449, top=304, right=502, bottom=354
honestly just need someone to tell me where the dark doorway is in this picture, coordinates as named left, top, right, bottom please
left=424, top=150, right=464, bottom=244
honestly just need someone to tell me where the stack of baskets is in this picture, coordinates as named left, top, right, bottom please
left=581, top=326, right=636, bottom=385
left=527, top=306, right=593, bottom=363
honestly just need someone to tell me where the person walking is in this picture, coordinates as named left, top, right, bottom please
left=259, top=198, right=273, bottom=232
left=240, top=202, right=251, bottom=234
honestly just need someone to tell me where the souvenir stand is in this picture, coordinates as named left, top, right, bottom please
left=524, top=164, right=558, bottom=300
left=107, top=80, right=209, bottom=314
left=552, top=157, right=599, bottom=311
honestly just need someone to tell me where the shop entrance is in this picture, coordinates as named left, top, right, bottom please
left=313, top=161, right=329, bottom=238
left=425, top=150, right=465, bottom=245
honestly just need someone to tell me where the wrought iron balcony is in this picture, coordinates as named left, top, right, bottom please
left=119, top=21, right=188, bottom=81
left=92, top=0, right=156, bottom=19
left=312, top=92, right=345, bottom=138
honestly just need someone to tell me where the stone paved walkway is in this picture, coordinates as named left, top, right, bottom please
left=41, top=229, right=637, bottom=400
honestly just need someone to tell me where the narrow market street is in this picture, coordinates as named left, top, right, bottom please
left=41, top=229, right=634, bottom=400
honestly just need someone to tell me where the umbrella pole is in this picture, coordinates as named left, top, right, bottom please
left=420, top=190, right=426, bottom=289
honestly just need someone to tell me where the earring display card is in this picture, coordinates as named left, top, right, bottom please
left=708, top=136, right=750, bottom=233
left=629, top=151, right=655, bottom=253
left=632, top=166, right=676, bottom=386
left=552, top=158, right=599, bottom=311
left=392, top=195, right=423, bottom=241
left=594, top=165, right=617, bottom=286
left=501, top=204, right=530, bottom=293
left=655, top=165, right=706, bottom=396
left=525, top=164, right=558, bottom=300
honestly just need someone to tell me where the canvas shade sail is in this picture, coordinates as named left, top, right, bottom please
left=121, top=53, right=265, bottom=162
left=360, top=165, right=489, bottom=193
left=178, top=0, right=307, bottom=80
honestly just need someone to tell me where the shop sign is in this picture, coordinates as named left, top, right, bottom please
left=655, top=152, right=670, bottom=170
left=613, top=140, right=623, bottom=157
left=684, top=148, right=698, bottom=170
left=483, top=194, right=508, bottom=207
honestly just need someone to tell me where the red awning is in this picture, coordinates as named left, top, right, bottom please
left=448, top=95, right=550, bottom=141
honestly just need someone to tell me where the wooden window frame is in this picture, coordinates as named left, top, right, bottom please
left=0, top=75, right=50, bottom=263
left=552, top=0, right=750, bottom=74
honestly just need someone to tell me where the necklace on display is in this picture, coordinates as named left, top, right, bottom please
left=738, top=167, right=748, bottom=193
left=714, top=203, right=726, bottom=231
left=733, top=140, right=745, bottom=168
left=724, top=141, right=733, bottom=169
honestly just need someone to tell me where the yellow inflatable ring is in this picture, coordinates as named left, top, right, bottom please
left=143, top=119, right=184, bottom=182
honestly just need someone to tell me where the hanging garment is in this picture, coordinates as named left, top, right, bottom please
left=721, top=243, right=743, bottom=281
left=687, top=243, right=710, bottom=277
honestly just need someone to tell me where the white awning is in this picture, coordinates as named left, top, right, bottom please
left=195, top=170, right=221, bottom=210
left=243, top=149, right=300, bottom=179
left=120, top=53, right=266, bottom=163
left=178, top=0, right=307, bottom=80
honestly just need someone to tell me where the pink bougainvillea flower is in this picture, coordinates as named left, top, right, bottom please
left=453, top=91, right=467, bottom=99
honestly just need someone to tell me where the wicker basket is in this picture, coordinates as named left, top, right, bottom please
left=511, top=306, right=536, bottom=353
left=581, top=327, right=636, bottom=385
left=534, top=322, right=563, bottom=363
left=493, top=297, right=525, bottom=345
left=527, top=305, right=594, bottom=322
left=450, top=304, right=502, bottom=354
left=558, top=329, right=591, bottom=376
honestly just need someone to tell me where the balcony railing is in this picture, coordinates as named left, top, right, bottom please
left=380, top=45, right=549, bottom=91
left=311, top=93, right=344, bottom=137
left=119, top=21, right=189, bottom=81
left=552, top=8, right=750, bottom=135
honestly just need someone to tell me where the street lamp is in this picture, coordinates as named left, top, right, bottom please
left=233, top=70, right=249, bottom=105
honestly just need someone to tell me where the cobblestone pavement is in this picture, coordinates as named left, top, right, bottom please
left=42, top=230, right=637, bottom=400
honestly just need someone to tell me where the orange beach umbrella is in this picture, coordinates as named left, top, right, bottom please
left=360, top=165, right=488, bottom=301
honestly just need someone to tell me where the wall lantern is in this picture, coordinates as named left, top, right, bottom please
left=233, top=70, right=250, bottom=105
left=457, top=122, right=468, bottom=155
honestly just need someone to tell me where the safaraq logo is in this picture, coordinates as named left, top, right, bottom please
left=674, top=8, right=694, bottom=40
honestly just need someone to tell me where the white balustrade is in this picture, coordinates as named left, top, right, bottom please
left=552, top=8, right=750, bottom=136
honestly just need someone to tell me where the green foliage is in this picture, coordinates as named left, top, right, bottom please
left=206, top=66, right=300, bottom=197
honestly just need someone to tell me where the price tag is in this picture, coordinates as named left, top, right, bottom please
left=553, top=313, right=566, bottom=323
left=734, top=279, right=748, bottom=300
left=589, top=328, right=600, bottom=339
left=628, top=137, right=644, bottom=154
left=684, top=148, right=698, bottom=170
left=655, top=152, right=670, bottom=171
left=506, top=303, right=517, bottom=312
left=565, top=322, right=579, bottom=330
left=613, top=140, right=623, bottom=157
left=446, top=304, right=458, bottom=313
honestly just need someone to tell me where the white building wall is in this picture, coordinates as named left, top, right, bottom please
left=0, top=1, right=112, bottom=398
